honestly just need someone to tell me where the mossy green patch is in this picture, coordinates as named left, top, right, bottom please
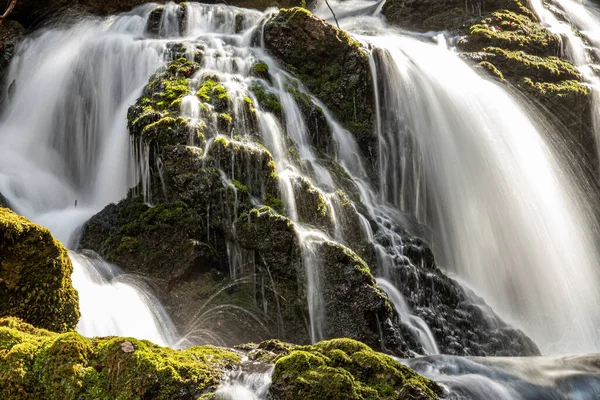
left=0, top=208, right=79, bottom=333
left=268, top=338, right=442, bottom=399
left=0, top=317, right=240, bottom=400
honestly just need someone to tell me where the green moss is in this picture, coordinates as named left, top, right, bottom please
left=231, top=179, right=249, bottom=193
left=265, top=193, right=284, bottom=212
left=477, top=47, right=581, bottom=82
left=0, top=208, right=80, bottom=333
left=0, top=317, right=240, bottom=400
left=263, top=8, right=373, bottom=159
left=197, top=78, right=229, bottom=113
left=250, top=82, right=282, bottom=115
left=269, top=338, right=442, bottom=399
left=467, top=11, right=560, bottom=55
left=475, top=61, right=505, bottom=81
left=250, top=61, right=271, bottom=81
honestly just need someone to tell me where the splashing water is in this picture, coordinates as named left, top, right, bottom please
left=71, top=252, right=179, bottom=347
left=376, top=278, right=439, bottom=355
left=0, top=6, right=178, bottom=343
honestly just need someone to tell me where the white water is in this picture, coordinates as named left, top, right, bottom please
left=71, top=252, right=179, bottom=346
left=0, top=6, right=176, bottom=344
left=529, top=0, right=600, bottom=159
left=405, top=354, right=600, bottom=399
left=214, top=365, right=274, bottom=400
left=315, top=2, right=600, bottom=354
left=376, top=278, right=439, bottom=355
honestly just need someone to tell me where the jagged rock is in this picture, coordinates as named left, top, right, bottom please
left=0, top=208, right=80, bottom=332
left=0, top=317, right=240, bottom=400
left=374, top=225, right=541, bottom=356
left=263, top=8, right=375, bottom=165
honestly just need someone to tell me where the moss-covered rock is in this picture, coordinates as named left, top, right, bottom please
left=446, top=2, right=596, bottom=167
left=292, top=176, right=333, bottom=232
left=267, top=338, right=443, bottom=399
left=287, top=83, right=332, bottom=154
left=382, top=0, right=531, bottom=32
left=0, top=208, right=79, bottom=333
left=263, top=8, right=375, bottom=163
left=0, top=317, right=240, bottom=400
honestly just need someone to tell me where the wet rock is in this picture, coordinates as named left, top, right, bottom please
left=374, top=225, right=541, bottom=356
left=0, top=208, right=80, bottom=332
left=0, top=20, right=24, bottom=107
left=263, top=8, right=375, bottom=166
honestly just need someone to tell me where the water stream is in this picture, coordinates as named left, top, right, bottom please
left=1, top=0, right=600, bottom=397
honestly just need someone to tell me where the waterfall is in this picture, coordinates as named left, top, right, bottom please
left=314, top=1, right=600, bottom=354
left=71, top=252, right=179, bottom=347
left=1, top=0, right=600, bottom=364
left=529, top=0, right=600, bottom=159
left=371, top=34, right=600, bottom=353
left=0, top=6, right=177, bottom=343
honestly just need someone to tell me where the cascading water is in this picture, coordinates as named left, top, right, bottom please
left=376, top=278, right=439, bottom=355
left=3, top=0, right=600, bottom=397
left=529, top=0, right=600, bottom=158
left=313, top=1, right=600, bottom=354
left=0, top=5, right=178, bottom=344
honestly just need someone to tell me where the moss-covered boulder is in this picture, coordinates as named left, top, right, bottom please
left=0, top=317, right=240, bottom=400
left=263, top=338, right=443, bottom=399
left=263, top=8, right=375, bottom=163
left=0, top=208, right=79, bottom=333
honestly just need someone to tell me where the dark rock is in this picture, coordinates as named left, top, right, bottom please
left=0, top=20, right=24, bottom=107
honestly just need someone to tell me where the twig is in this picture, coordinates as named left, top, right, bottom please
left=0, top=0, right=17, bottom=24
left=324, top=0, right=340, bottom=29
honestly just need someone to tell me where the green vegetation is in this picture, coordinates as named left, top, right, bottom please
left=0, top=208, right=79, bottom=333
left=250, top=82, right=282, bottom=116
left=267, top=338, right=442, bottom=399
left=0, top=317, right=240, bottom=400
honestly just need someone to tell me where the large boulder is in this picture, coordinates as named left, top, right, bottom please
left=0, top=317, right=240, bottom=399
left=0, top=208, right=80, bottom=332
left=263, top=8, right=375, bottom=165
left=382, top=0, right=531, bottom=32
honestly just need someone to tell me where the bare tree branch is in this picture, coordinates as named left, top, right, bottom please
left=324, top=0, right=340, bottom=30
left=0, top=0, right=18, bottom=24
